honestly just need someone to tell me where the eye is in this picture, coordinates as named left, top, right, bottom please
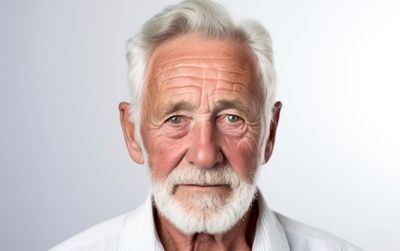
left=225, top=114, right=241, bottom=123
left=163, top=115, right=191, bottom=138
left=166, top=115, right=184, bottom=124
left=216, top=113, right=246, bottom=136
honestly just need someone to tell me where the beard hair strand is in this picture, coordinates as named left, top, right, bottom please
left=152, top=165, right=258, bottom=235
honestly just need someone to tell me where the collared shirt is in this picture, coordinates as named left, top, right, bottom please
left=50, top=192, right=362, bottom=251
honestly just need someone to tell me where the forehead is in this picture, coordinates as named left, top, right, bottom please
left=147, top=33, right=257, bottom=79
left=144, top=33, right=262, bottom=111
left=148, top=33, right=254, bottom=74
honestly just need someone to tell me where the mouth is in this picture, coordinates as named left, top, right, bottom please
left=175, top=184, right=230, bottom=192
left=184, top=184, right=226, bottom=186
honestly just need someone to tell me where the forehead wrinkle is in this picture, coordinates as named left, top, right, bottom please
left=160, top=77, right=251, bottom=89
left=158, top=56, right=248, bottom=68
left=162, top=63, right=250, bottom=76
left=155, top=65, right=251, bottom=85
left=213, top=82, right=248, bottom=94
left=160, top=83, right=202, bottom=91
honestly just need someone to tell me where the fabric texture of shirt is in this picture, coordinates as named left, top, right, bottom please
left=50, top=191, right=362, bottom=251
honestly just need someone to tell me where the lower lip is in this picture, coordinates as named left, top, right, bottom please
left=177, top=184, right=229, bottom=191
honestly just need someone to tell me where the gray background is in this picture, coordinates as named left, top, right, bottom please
left=1, top=0, right=399, bottom=250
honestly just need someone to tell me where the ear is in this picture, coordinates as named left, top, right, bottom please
left=264, top=101, right=282, bottom=163
left=119, top=102, right=144, bottom=164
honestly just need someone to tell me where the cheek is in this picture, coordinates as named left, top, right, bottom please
left=146, top=136, right=188, bottom=180
left=220, top=132, right=261, bottom=180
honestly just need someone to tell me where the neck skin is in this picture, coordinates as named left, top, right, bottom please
left=153, top=200, right=259, bottom=251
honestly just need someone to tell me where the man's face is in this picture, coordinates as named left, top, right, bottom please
left=142, top=33, right=265, bottom=184
left=120, top=34, right=272, bottom=234
left=136, top=33, right=267, bottom=233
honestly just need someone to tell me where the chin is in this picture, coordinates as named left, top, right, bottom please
left=152, top=166, right=258, bottom=235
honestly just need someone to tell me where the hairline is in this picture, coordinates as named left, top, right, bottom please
left=126, top=1, right=276, bottom=161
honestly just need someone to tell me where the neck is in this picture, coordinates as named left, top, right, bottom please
left=153, top=200, right=259, bottom=251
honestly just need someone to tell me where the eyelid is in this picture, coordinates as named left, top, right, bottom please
left=164, top=114, right=181, bottom=123
left=226, top=114, right=241, bottom=122
left=216, top=110, right=244, bottom=120
left=162, top=114, right=192, bottom=138
left=166, top=115, right=181, bottom=123
left=216, top=113, right=247, bottom=136
left=219, top=114, right=244, bottom=123
left=163, top=114, right=193, bottom=125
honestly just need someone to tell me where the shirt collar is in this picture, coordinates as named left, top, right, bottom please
left=252, top=191, right=290, bottom=251
left=119, top=193, right=164, bottom=251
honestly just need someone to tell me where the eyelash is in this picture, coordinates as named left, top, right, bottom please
left=222, top=114, right=242, bottom=123
left=164, top=114, right=244, bottom=124
left=163, top=113, right=246, bottom=138
left=166, top=115, right=185, bottom=124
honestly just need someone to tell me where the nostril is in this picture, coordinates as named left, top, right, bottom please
left=216, top=150, right=224, bottom=165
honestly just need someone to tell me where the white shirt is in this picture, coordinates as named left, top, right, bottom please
left=50, top=192, right=362, bottom=251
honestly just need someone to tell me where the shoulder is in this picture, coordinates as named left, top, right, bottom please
left=274, top=212, right=362, bottom=251
left=49, top=207, right=145, bottom=251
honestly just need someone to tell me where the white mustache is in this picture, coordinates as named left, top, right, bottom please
left=163, top=165, right=242, bottom=188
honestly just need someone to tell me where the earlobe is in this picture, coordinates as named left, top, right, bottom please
left=119, top=102, right=144, bottom=164
left=264, top=101, right=282, bottom=164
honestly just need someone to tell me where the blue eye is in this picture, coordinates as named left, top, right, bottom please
left=226, top=114, right=241, bottom=123
left=167, top=115, right=183, bottom=124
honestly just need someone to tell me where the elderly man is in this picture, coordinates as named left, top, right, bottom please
left=51, top=0, right=361, bottom=250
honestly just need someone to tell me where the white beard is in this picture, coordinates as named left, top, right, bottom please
left=152, top=165, right=258, bottom=235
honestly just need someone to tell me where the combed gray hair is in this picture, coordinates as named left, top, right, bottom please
left=126, top=0, right=276, bottom=151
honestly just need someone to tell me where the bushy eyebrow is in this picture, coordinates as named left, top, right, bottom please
left=159, top=99, right=253, bottom=118
left=213, top=100, right=252, bottom=115
left=161, top=101, right=196, bottom=118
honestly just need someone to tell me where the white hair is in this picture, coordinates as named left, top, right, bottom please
left=152, top=164, right=258, bottom=235
left=126, top=0, right=276, bottom=156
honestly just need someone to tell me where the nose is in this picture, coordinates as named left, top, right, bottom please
left=186, top=121, right=223, bottom=168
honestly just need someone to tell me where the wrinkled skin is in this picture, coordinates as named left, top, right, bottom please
left=119, top=33, right=282, bottom=251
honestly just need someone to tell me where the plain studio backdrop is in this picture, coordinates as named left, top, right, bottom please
left=1, top=0, right=399, bottom=250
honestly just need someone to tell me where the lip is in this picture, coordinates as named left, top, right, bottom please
left=181, top=184, right=227, bottom=187
left=177, top=184, right=229, bottom=191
